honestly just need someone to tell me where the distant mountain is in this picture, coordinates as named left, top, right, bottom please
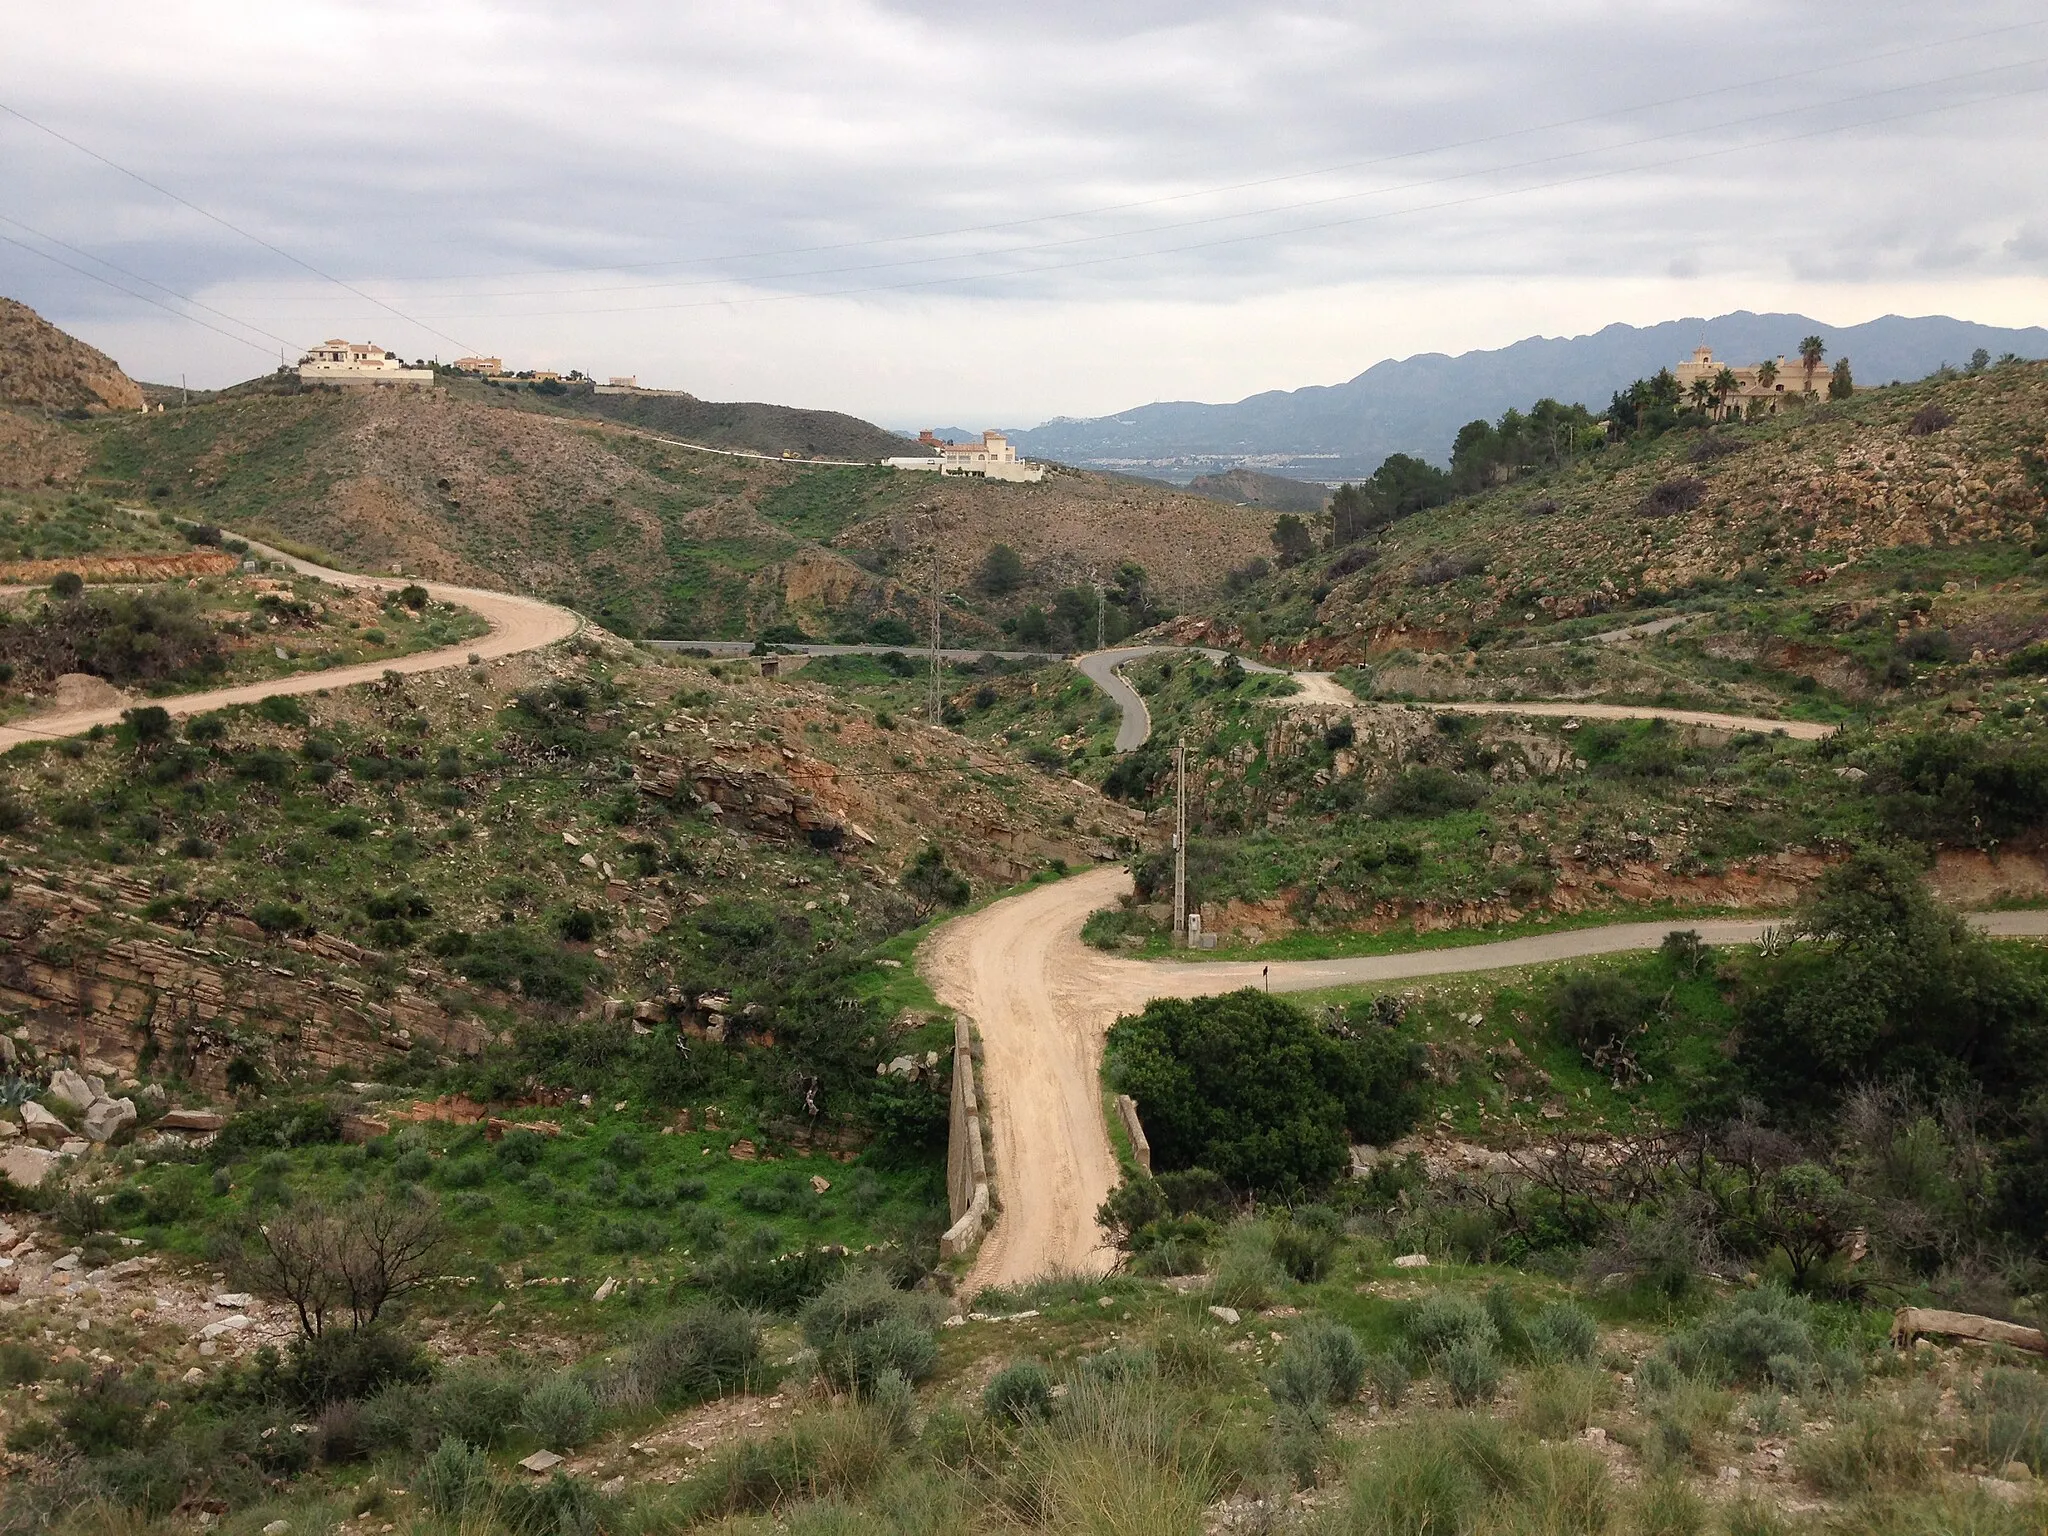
left=0, top=296, right=145, bottom=414
left=1009, top=311, right=2048, bottom=483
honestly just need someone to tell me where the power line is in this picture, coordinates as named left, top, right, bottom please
left=0, top=98, right=478, bottom=355
left=410, top=70, right=2048, bottom=322
left=408, top=51, right=2048, bottom=308
left=0, top=212, right=296, bottom=351
left=360, top=14, right=2048, bottom=291
left=0, top=230, right=278, bottom=357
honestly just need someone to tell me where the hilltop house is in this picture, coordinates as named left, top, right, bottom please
left=450, top=356, right=503, bottom=376
left=885, top=429, right=1045, bottom=483
left=298, top=340, right=432, bottom=387
left=1672, top=345, right=1825, bottom=420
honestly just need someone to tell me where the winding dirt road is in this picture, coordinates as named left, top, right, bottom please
left=0, top=538, right=580, bottom=752
left=1072, top=644, right=1831, bottom=751
left=927, top=864, right=2048, bottom=1289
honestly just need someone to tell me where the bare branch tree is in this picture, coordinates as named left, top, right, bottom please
left=243, top=1192, right=444, bottom=1337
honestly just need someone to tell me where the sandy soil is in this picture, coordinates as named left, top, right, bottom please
left=926, top=866, right=2048, bottom=1289
left=0, top=536, right=581, bottom=752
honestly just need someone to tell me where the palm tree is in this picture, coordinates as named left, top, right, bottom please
left=1799, top=335, right=1826, bottom=393
left=1688, top=377, right=1714, bottom=413
left=1712, top=366, right=1740, bottom=417
left=1756, top=358, right=1779, bottom=391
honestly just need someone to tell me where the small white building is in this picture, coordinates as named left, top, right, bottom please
left=885, top=429, right=1044, bottom=483
left=298, top=340, right=432, bottom=387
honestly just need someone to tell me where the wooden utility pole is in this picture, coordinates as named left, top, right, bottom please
left=928, top=528, right=942, bottom=723
left=1172, top=737, right=1188, bottom=947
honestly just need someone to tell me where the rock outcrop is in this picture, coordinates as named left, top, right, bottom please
left=0, top=296, right=145, bottom=414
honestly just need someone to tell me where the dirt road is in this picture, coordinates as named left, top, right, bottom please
left=0, top=538, right=580, bottom=752
left=928, top=865, right=2048, bottom=1289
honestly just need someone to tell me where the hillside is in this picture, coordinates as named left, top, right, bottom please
left=554, top=383, right=925, bottom=462
left=1184, top=465, right=1331, bottom=512
left=1012, top=310, right=2048, bottom=479
left=1205, top=360, right=2048, bottom=680
left=77, top=383, right=1278, bottom=642
left=0, top=297, right=145, bottom=415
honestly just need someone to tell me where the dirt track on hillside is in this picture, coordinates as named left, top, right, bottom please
left=928, top=865, right=2048, bottom=1290
left=0, top=538, right=580, bottom=752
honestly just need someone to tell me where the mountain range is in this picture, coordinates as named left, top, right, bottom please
left=1007, top=310, right=2048, bottom=483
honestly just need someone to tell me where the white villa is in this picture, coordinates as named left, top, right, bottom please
left=885, top=429, right=1045, bottom=483
left=1672, top=345, right=1827, bottom=420
left=298, top=340, right=433, bottom=387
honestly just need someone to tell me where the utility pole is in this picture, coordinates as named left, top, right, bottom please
left=928, top=524, right=943, bottom=724
left=1172, top=736, right=1188, bottom=947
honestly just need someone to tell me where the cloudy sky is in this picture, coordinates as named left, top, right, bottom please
left=4, top=1, right=2046, bottom=425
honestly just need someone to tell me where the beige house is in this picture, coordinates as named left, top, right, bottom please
left=886, top=429, right=1045, bottom=483
left=298, top=339, right=432, bottom=387
left=1672, top=345, right=1825, bottom=420
left=450, top=356, right=503, bottom=376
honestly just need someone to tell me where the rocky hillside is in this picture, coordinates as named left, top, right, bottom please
left=0, top=297, right=144, bottom=415
left=1214, top=360, right=2048, bottom=673
left=81, top=384, right=1278, bottom=641
left=559, top=383, right=923, bottom=462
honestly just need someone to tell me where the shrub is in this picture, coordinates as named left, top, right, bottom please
left=1272, top=1220, right=1339, bottom=1282
left=1517, top=1363, right=1607, bottom=1441
left=1367, top=1348, right=1413, bottom=1409
left=1209, top=1224, right=1287, bottom=1310
left=1966, top=1367, right=2048, bottom=1473
left=1271, top=1319, right=1367, bottom=1408
left=1407, top=1293, right=1499, bottom=1358
left=1907, top=403, right=1954, bottom=436
left=1526, top=1301, right=1598, bottom=1364
left=1411, top=554, right=1486, bottom=587
left=902, top=844, right=970, bottom=910
left=523, top=1375, right=599, bottom=1450
left=279, top=1324, right=432, bottom=1409
left=1641, top=476, right=1707, bottom=516
left=983, top=1360, right=1055, bottom=1424
left=624, top=1306, right=761, bottom=1409
left=1660, top=1288, right=1814, bottom=1387
left=500, top=1471, right=605, bottom=1536
left=1794, top=1391, right=1936, bottom=1494
left=1443, top=1339, right=1502, bottom=1406
left=1105, top=989, right=1421, bottom=1197
left=432, top=1363, right=527, bottom=1449
left=420, top=1435, right=496, bottom=1519
left=1485, top=1285, right=1534, bottom=1362
left=50, top=570, right=84, bottom=599
left=800, top=1270, right=940, bottom=1394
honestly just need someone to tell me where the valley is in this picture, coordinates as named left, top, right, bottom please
left=0, top=301, right=2045, bottom=1536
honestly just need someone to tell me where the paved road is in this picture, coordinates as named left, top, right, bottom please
left=1075, top=645, right=1290, bottom=752
left=648, top=640, right=1053, bottom=663
left=1071, top=642, right=1830, bottom=751
left=925, top=864, right=2048, bottom=1288
left=0, top=537, right=581, bottom=751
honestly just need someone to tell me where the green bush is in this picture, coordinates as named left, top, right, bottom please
left=1105, top=988, right=1422, bottom=1197
left=983, top=1360, right=1055, bottom=1424
left=1366, top=1348, right=1413, bottom=1409
left=1526, top=1301, right=1598, bottom=1364
left=1660, top=1288, right=1815, bottom=1387
left=1407, top=1293, right=1499, bottom=1358
left=1966, top=1367, right=2048, bottom=1473
left=623, top=1306, right=761, bottom=1409
left=1271, top=1219, right=1339, bottom=1282
left=523, top=1375, right=599, bottom=1450
left=1269, top=1319, right=1367, bottom=1410
left=801, top=1270, right=940, bottom=1393
left=419, top=1435, right=496, bottom=1519
left=431, top=1363, right=527, bottom=1449
left=1442, top=1339, right=1503, bottom=1407
left=278, top=1325, right=431, bottom=1409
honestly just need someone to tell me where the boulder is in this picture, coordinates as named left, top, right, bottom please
left=0, top=1146, right=56, bottom=1187
left=83, top=1098, right=137, bottom=1143
left=20, top=1101, right=71, bottom=1144
left=44, top=1069, right=101, bottom=1115
left=157, top=1109, right=227, bottom=1133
